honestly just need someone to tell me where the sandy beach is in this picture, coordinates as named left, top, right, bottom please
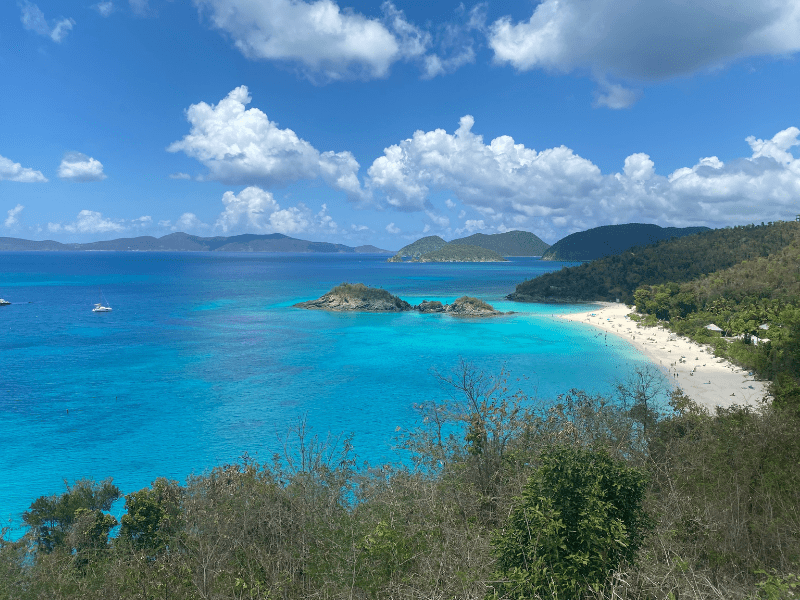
left=558, top=302, right=769, bottom=411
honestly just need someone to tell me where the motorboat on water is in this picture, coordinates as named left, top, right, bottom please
left=92, top=289, right=112, bottom=312
left=0, top=299, right=10, bottom=306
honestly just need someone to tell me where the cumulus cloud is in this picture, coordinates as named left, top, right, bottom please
left=456, top=219, right=487, bottom=235
left=20, top=2, right=75, bottom=42
left=367, top=116, right=800, bottom=237
left=0, top=154, right=47, bottom=182
left=5, top=204, right=24, bottom=228
left=212, top=185, right=340, bottom=235
left=58, top=152, right=106, bottom=181
left=193, top=0, right=415, bottom=81
left=174, top=213, right=208, bottom=232
left=192, top=0, right=484, bottom=81
left=48, top=210, right=124, bottom=234
left=92, top=2, right=114, bottom=17
left=386, top=222, right=400, bottom=234
left=367, top=114, right=602, bottom=214
left=169, top=172, right=192, bottom=180
left=168, top=86, right=369, bottom=202
left=489, top=0, right=800, bottom=106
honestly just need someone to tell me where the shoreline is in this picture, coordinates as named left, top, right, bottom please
left=556, top=302, right=769, bottom=412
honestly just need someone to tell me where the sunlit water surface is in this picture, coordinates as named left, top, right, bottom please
left=1, top=252, right=651, bottom=530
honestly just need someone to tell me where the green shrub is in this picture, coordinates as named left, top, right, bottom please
left=488, top=446, right=650, bottom=599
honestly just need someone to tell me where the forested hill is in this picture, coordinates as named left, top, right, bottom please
left=450, top=230, right=550, bottom=256
left=509, top=221, right=800, bottom=304
left=389, top=230, right=549, bottom=262
left=389, top=235, right=448, bottom=260
left=0, top=232, right=392, bottom=253
left=541, top=223, right=709, bottom=261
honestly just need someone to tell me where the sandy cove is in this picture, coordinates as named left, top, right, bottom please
left=557, top=302, right=769, bottom=412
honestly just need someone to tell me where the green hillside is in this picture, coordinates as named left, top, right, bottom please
left=450, top=230, right=550, bottom=256
left=413, top=244, right=507, bottom=262
left=509, top=221, right=800, bottom=304
left=387, top=235, right=447, bottom=261
left=541, top=223, right=710, bottom=261
left=633, top=229, right=800, bottom=408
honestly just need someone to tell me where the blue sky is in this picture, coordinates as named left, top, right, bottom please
left=2, top=0, right=800, bottom=248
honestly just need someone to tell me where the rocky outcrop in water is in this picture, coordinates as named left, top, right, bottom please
left=294, top=283, right=412, bottom=312
left=444, top=296, right=501, bottom=316
left=295, top=284, right=508, bottom=316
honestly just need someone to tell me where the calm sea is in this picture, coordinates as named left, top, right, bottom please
left=0, top=252, right=650, bottom=530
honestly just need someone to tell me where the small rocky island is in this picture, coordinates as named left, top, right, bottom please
left=294, top=283, right=507, bottom=317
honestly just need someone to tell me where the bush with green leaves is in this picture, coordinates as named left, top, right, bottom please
left=488, top=445, right=650, bottom=599
left=22, top=478, right=121, bottom=554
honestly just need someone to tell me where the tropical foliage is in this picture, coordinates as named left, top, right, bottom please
left=3, top=363, right=799, bottom=600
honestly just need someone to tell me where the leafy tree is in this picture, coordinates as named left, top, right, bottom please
left=119, top=478, right=182, bottom=554
left=488, top=446, right=650, bottom=599
left=22, top=478, right=120, bottom=554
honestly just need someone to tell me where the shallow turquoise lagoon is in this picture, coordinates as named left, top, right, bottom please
left=0, top=252, right=650, bottom=530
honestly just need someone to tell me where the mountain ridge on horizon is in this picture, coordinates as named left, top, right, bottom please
left=0, top=232, right=394, bottom=254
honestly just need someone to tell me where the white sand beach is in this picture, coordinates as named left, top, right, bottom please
left=558, top=303, right=769, bottom=411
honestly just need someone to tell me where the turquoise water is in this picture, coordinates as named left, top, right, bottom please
left=0, top=252, right=650, bottom=530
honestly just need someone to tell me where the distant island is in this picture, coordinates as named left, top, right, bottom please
left=0, top=233, right=393, bottom=254
left=411, top=244, right=507, bottom=263
left=294, top=283, right=507, bottom=316
left=388, top=230, right=549, bottom=262
left=541, top=223, right=710, bottom=261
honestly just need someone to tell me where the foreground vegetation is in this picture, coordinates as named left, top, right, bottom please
left=2, top=363, right=798, bottom=599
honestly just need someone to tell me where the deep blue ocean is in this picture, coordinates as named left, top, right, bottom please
left=1, top=252, right=651, bottom=531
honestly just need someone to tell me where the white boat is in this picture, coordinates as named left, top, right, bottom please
left=0, top=299, right=10, bottom=306
left=92, top=290, right=112, bottom=312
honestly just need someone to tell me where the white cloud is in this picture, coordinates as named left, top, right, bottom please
left=456, top=219, right=487, bottom=235
left=316, top=203, right=338, bottom=232
left=351, top=223, right=370, bottom=232
left=489, top=0, right=800, bottom=106
left=174, top=213, right=208, bottom=232
left=368, top=117, right=800, bottom=236
left=92, top=2, right=114, bottom=17
left=444, top=198, right=456, bottom=209
left=212, top=185, right=339, bottom=235
left=215, top=186, right=279, bottom=233
left=20, top=2, right=75, bottom=43
left=425, top=210, right=449, bottom=228
left=0, top=154, right=47, bottom=182
left=5, top=204, right=24, bottom=228
left=48, top=210, right=124, bottom=234
left=193, top=0, right=412, bottom=81
left=593, top=81, right=641, bottom=110
left=269, top=207, right=311, bottom=234
left=131, top=215, right=152, bottom=226
left=421, top=3, right=485, bottom=79
left=386, top=222, right=400, bottom=234
left=58, top=152, right=106, bottom=181
left=192, top=0, right=484, bottom=81
left=169, top=172, right=192, bottom=180
left=168, top=86, right=369, bottom=202
left=367, top=114, right=603, bottom=214
left=623, top=153, right=655, bottom=181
